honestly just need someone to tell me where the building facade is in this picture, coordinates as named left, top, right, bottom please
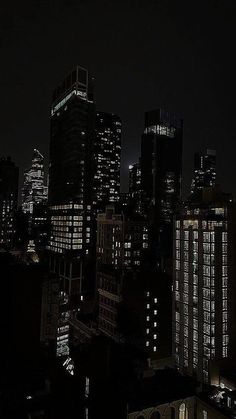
left=0, top=157, right=19, bottom=249
left=129, top=159, right=143, bottom=214
left=129, top=160, right=141, bottom=198
left=22, top=149, right=48, bottom=214
left=141, top=109, right=183, bottom=268
left=173, top=188, right=236, bottom=384
left=44, top=65, right=96, bottom=356
left=94, top=111, right=121, bottom=211
left=97, top=206, right=149, bottom=343
left=191, top=149, right=216, bottom=195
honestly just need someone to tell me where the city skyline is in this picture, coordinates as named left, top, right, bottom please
left=1, top=2, right=236, bottom=418
left=1, top=1, right=236, bottom=198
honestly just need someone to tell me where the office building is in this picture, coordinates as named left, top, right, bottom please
left=191, top=149, right=216, bottom=194
left=141, top=109, right=183, bottom=267
left=97, top=205, right=149, bottom=342
left=96, top=206, right=170, bottom=361
left=128, top=159, right=143, bottom=214
left=0, top=157, right=19, bottom=249
left=141, top=109, right=183, bottom=222
left=45, top=65, right=96, bottom=356
left=94, top=111, right=121, bottom=211
left=129, top=159, right=141, bottom=198
left=31, top=202, right=48, bottom=249
left=173, top=187, right=236, bottom=384
left=22, top=149, right=48, bottom=214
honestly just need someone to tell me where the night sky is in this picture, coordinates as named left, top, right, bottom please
left=1, top=0, right=236, bottom=197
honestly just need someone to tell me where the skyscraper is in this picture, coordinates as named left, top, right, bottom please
left=128, top=160, right=141, bottom=198
left=94, top=112, right=121, bottom=211
left=173, top=187, right=236, bottom=384
left=0, top=157, right=19, bottom=249
left=128, top=159, right=143, bottom=214
left=191, top=149, right=216, bottom=194
left=22, top=149, right=48, bottom=214
left=46, top=65, right=96, bottom=356
left=141, top=109, right=183, bottom=268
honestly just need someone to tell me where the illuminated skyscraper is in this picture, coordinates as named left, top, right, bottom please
left=191, top=149, right=216, bottom=194
left=22, top=149, right=48, bottom=214
left=94, top=112, right=121, bottom=211
left=173, top=188, right=236, bottom=384
left=0, top=157, right=19, bottom=249
left=45, top=65, right=96, bottom=356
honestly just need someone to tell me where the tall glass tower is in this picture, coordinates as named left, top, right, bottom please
left=141, top=109, right=183, bottom=268
left=45, top=66, right=96, bottom=356
left=94, top=111, right=121, bottom=211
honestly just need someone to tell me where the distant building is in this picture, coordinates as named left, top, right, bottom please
left=129, top=159, right=143, bottom=214
left=0, top=157, right=19, bottom=249
left=129, top=159, right=141, bottom=198
left=141, top=109, right=183, bottom=269
left=191, top=149, right=216, bottom=194
left=22, top=149, right=48, bottom=214
left=141, top=109, right=183, bottom=223
left=94, top=111, right=121, bottom=211
left=173, top=187, right=236, bottom=384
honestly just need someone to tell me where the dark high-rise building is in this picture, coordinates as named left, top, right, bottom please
left=173, top=187, right=236, bottom=384
left=0, top=157, right=19, bottom=249
left=129, top=160, right=141, bottom=198
left=141, top=109, right=183, bottom=268
left=45, top=65, right=96, bottom=356
left=141, top=109, right=183, bottom=224
left=191, top=149, right=216, bottom=194
left=94, top=112, right=121, bottom=211
left=128, top=159, right=143, bottom=214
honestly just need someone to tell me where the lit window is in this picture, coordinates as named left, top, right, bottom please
left=85, top=377, right=90, bottom=398
left=179, top=403, right=188, bottom=419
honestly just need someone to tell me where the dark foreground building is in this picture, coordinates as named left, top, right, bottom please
left=0, top=156, right=19, bottom=249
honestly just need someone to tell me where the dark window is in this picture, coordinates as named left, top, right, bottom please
left=150, top=412, right=161, bottom=419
